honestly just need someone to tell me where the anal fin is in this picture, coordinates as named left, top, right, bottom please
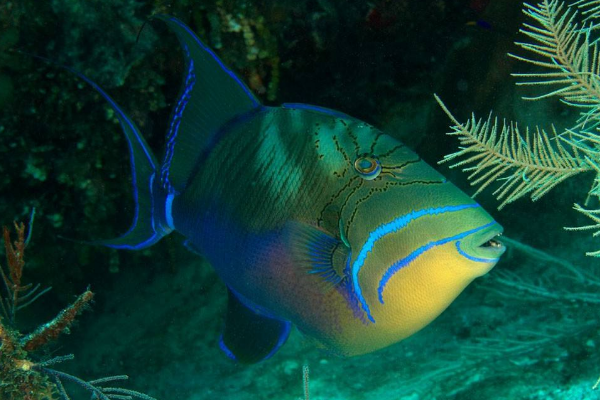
left=219, top=289, right=291, bottom=364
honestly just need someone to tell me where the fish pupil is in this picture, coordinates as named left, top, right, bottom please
left=354, top=156, right=380, bottom=178
left=358, top=158, right=374, bottom=170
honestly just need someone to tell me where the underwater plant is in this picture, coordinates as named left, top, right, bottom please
left=436, top=0, right=600, bottom=256
left=0, top=216, right=157, bottom=400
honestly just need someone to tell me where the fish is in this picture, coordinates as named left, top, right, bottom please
left=67, top=15, right=505, bottom=363
left=465, top=19, right=493, bottom=30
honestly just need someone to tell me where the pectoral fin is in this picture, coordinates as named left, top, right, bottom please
left=286, top=222, right=350, bottom=288
left=219, top=289, right=291, bottom=364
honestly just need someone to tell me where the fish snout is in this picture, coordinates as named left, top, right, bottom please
left=456, top=222, right=505, bottom=270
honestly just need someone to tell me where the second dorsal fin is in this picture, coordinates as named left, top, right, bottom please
left=153, top=15, right=261, bottom=194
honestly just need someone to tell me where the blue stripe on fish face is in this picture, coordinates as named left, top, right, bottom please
left=350, top=204, right=480, bottom=323
left=377, top=221, right=499, bottom=304
left=161, top=43, right=196, bottom=194
left=455, top=240, right=500, bottom=263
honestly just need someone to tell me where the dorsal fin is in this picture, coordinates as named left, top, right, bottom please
left=154, top=15, right=261, bottom=194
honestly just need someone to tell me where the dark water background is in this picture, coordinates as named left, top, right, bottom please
left=0, top=1, right=598, bottom=399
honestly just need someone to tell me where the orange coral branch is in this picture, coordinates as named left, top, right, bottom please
left=21, top=289, right=94, bottom=352
left=0, top=318, right=17, bottom=353
left=1, top=221, right=39, bottom=324
left=3, top=222, right=25, bottom=286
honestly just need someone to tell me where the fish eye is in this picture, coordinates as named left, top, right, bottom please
left=354, top=156, right=381, bottom=180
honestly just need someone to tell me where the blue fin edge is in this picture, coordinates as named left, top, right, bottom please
left=31, top=54, right=165, bottom=250
left=282, top=103, right=355, bottom=120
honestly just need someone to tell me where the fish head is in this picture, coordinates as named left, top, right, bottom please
left=313, top=121, right=505, bottom=355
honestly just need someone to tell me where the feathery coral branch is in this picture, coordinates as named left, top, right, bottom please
left=435, top=94, right=590, bottom=208
left=437, top=0, right=600, bottom=257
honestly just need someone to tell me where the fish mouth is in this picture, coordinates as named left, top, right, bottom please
left=461, top=223, right=506, bottom=261
left=477, top=227, right=505, bottom=252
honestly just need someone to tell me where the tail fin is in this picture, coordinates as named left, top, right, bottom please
left=56, top=14, right=262, bottom=249
left=64, top=66, right=170, bottom=250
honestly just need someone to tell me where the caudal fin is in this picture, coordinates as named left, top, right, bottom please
left=64, top=66, right=168, bottom=250
left=60, top=13, right=262, bottom=249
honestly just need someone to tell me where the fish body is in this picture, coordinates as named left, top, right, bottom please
left=73, top=16, right=505, bottom=362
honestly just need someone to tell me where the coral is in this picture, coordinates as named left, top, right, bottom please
left=0, top=216, right=156, bottom=400
left=302, top=364, right=310, bottom=400
left=437, top=0, right=600, bottom=256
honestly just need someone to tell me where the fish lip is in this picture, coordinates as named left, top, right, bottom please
left=462, top=223, right=505, bottom=259
left=477, top=224, right=504, bottom=245
left=475, top=223, right=506, bottom=257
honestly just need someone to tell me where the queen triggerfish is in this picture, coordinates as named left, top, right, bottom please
left=70, top=15, right=505, bottom=363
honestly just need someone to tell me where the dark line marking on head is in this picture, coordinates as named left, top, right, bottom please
left=344, top=126, right=360, bottom=152
left=370, top=132, right=384, bottom=155
left=318, top=175, right=360, bottom=225
left=381, top=158, right=422, bottom=170
left=332, top=136, right=350, bottom=163
left=339, top=179, right=364, bottom=225
left=347, top=188, right=376, bottom=233
left=379, top=144, right=406, bottom=159
left=345, top=179, right=446, bottom=233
